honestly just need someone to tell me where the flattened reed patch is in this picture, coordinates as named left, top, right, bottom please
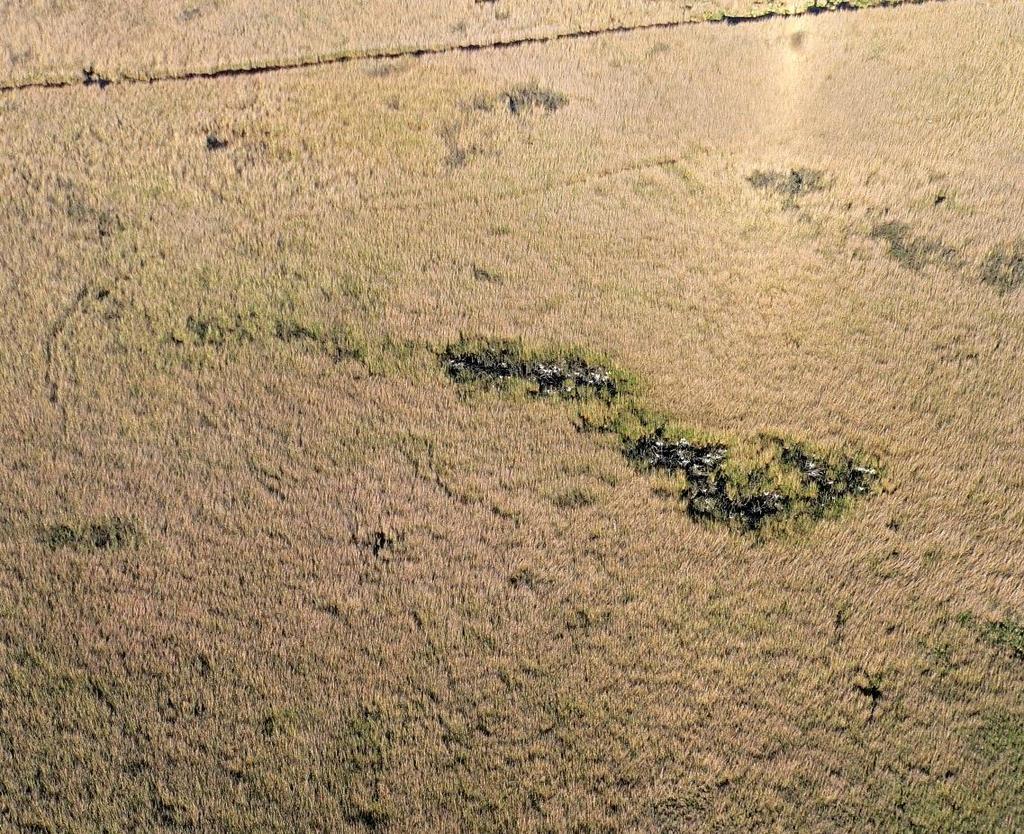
left=55, top=178, right=123, bottom=238
left=184, top=312, right=261, bottom=346
left=748, top=167, right=825, bottom=206
left=552, top=487, right=596, bottom=510
left=980, top=242, right=1024, bottom=293
left=869, top=220, right=960, bottom=271
left=274, top=318, right=320, bottom=343
left=503, top=83, right=568, bottom=115
left=471, top=265, right=503, bottom=284
left=40, top=517, right=139, bottom=550
left=336, top=705, right=391, bottom=828
left=317, top=325, right=368, bottom=363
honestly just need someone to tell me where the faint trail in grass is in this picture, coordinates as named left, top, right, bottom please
left=0, top=0, right=948, bottom=95
left=44, top=283, right=89, bottom=435
left=397, top=433, right=474, bottom=508
left=0, top=253, right=17, bottom=298
left=370, top=154, right=688, bottom=214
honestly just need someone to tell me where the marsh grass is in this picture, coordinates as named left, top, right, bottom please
left=3, top=2, right=1024, bottom=831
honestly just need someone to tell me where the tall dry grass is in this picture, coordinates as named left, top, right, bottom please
left=1, top=0, right=1023, bottom=830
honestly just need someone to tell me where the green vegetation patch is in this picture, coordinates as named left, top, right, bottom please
left=274, top=317, right=368, bottom=363
left=40, top=516, right=140, bottom=550
left=185, top=311, right=261, bottom=346
left=173, top=311, right=366, bottom=363
left=957, top=612, right=1024, bottom=662
left=982, top=618, right=1024, bottom=659
left=598, top=404, right=879, bottom=531
left=440, top=337, right=880, bottom=532
left=974, top=710, right=1024, bottom=795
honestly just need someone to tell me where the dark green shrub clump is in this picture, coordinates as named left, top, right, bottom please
left=441, top=337, right=627, bottom=401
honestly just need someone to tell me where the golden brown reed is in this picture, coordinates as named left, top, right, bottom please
left=0, top=0, right=1022, bottom=830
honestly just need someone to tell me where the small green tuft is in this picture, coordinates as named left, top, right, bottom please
left=982, top=619, right=1024, bottom=659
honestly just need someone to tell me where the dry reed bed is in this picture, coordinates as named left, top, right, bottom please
left=0, top=0, right=1022, bottom=830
